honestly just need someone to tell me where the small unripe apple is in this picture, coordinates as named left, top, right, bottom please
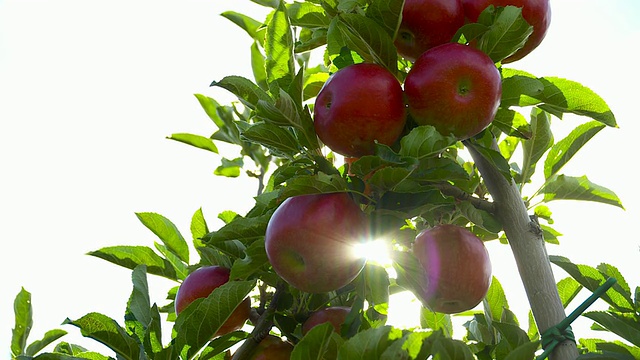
left=265, top=193, right=368, bottom=293
left=245, top=335, right=294, bottom=360
left=461, top=0, right=551, bottom=63
left=404, top=43, right=502, bottom=140
left=301, top=306, right=351, bottom=335
left=412, top=224, right=492, bottom=314
left=394, top=0, right=465, bottom=62
left=313, top=63, right=406, bottom=158
left=175, top=266, right=251, bottom=336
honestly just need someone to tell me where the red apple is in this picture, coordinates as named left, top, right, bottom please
left=462, top=0, right=551, bottom=63
left=302, top=306, right=351, bottom=335
left=394, top=0, right=465, bottom=62
left=404, top=43, right=502, bottom=140
left=265, top=193, right=368, bottom=293
left=313, top=63, right=406, bottom=158
left=412, top=224, right=492, bottom=314
left=175, top=266, right=251, bottom=336
left=246, top=335, right=294, bottom=360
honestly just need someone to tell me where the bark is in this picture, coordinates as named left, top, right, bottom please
left=466, top=139, right=579, bottom=360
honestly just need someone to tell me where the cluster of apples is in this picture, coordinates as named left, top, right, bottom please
left=172, top=0, right=550, bottom=357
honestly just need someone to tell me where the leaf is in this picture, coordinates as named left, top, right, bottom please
left=337, top=326, right=401, bottom=360
left=174, top=280, right=256, bottom=359
left=540, top=224, right=562, bottom=245
left=220, top=11, right=265, bottom=42
left=365, top=0, right=404, bottom=39
left=358, top=264, right=390, bottom=311
left=191, top=208, right=209, bottom=245
left=136, top=212, right=189, bottom=263
left=467, top=140, right=513, bottom=182
left=501, top=75, right=545, bottom=108
left=457, top=202, right=502, bottom=234
left=126, top=265, right=152, bottom=329
left=194, top=94, right=225, bottom=128
left=154, top=242, right=189, bottom=280
left=491, top=108, right=531, bottom=139
left=399, top=126, right=458, bottom=159
left=542, top=175, right=624, bottom=209
left=430, top=337, right=475, bottom=360
left=520, top=108, right=553, bottom=185
left=63, top=313, right=141, bottom=360
left=420, top=307, right=453, bottom=337
left=327, top=13, right=397, bottom=74
left=536, top=77, right=617, bottom=127
left=287, top=2, right=331, bottom=27
left=12, top=287, right=33, bottom=357
left=202, top=212, right=272, bottom=244
left=210, top=75, right=273, bottom=110
left=292, top=323, right=342, bottom=360
left=485, top=276, right=508, bottom=323
left=24, top=329, right=67, bottom=357
left=88, top=246, right=178, bottom=280
left=556, top=277, right=583, bottom=308
left=251, top=41, right=268, bottom=90
left=502, top=340, right=539, bottom=360
left=278, top=172, right=349, bottom=200
left=265, top=1, right=295, bottom=90
left=583, top=312, right=640, bottom=347
left=380, top=331, right=432, bottom=360
left=167, top=133, right=219, bottom=154
left=477, top=6, right=533, bottom=63
left=214, top=157, right=244, bottom=178
left=240, top=122, right=300, bottom=158
left=544, top=121, right=605, bottom=180
left=230, top=240, right=269, bottom=280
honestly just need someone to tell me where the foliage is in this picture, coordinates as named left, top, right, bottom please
left=9, top=0, right=631, bottom=359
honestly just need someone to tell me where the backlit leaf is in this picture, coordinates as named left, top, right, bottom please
left=544, top=121, right=605, bottom=179
left=542, top=175, right=624, bottom=209
left=136, top=212, right=189, bottom=263
left=167, top=133, right=218, bottom=154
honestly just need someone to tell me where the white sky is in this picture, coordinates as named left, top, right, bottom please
left=1, top=0, right=639, bottom=357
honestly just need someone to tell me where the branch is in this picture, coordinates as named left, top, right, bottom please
left=465, top=138, right=579, bottom=360
left=432, top=182, right=495, bottom=214
left=231, top=282, right=286, bottom=360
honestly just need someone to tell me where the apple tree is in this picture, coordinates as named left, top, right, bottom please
left=11, top=0, right=633, bottom=360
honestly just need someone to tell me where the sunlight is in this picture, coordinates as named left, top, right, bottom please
left=353, top=238, right=393, bottom=266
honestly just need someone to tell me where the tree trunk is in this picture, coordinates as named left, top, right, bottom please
left=466, top=139, right=579, bottom=360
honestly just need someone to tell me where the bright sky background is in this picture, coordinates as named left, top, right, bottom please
left=1, top=0, right=639, bottom=357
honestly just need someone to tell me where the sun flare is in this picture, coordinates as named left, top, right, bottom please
left=353, top=239, right=392, bottom=266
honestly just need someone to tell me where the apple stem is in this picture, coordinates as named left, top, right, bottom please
left=465, top=137, right=579, bottom=360
left=231, top=282, right=286, bottom=360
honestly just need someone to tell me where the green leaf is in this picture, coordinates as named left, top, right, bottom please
left=491, top=108, right=532, bottom=139
left=63, top=313, right=141, bottom=360
left=365, top=0, right=404, bottom=39
left=380, top=331, right=432, bottom=360
left=358, top=264, right=390, bottom=311
left=210, top=76, right=273, bottom=110
left=466, top=140, right=513, bottom=182
left=544, top=121, right=605, bottom=180
left=240, top=122, right=300, bottom=158
left=265, top=1, right=295, bottom=90
left=485, top=276, right=508, bottom=323
left=327, top=13, right=397, bottom=75
left=24, top=329, right=67, bottom=357
left=287, top=2, right=331, bottom=27
left=126, top=265, right=152, bottom=328
left=154, top=242, right=189, bottom=280
left=540, top=224, right=562, bottom=245
left=493, top=321, right=530, bottom=349
left=542, top=175, right=624, bottom=209
left=399, top=126, right=458, bottom=159
left=457, top=202, right=502, bottom=234
left=230, top=239, right=269, bottom=280
left=174, top=280, right=256, bottom=359
left=214, top=157, right=244, bottom=178
left=583, top=312, right=640, bottom=348
left=292, top=323, right=342, bottom=360
left=557, top=277, right=583, bottom=308
left=337, top=326, right=401, bottom=360
left=536, top=77, right=617, bottom=127
left=278, top=172, right=349, bottom=199
left=597, top=263, right=634, bottom=311
left=191, top=208, right=209, bottom=245
left=430, top=336, right=475, bottom=360
left=251, top=41, right=268, bottom=90
left=136, top=212, right=189, bottom=263
left=520, top=108, right=553, bottom=185
left=477, top=6, right=533, bottom=63
left=167, top=133, right=219, bottom=153
left=220, top=11, right=265, bottom=42
left=194, top=94, right=225, bottom=128
left=420, top=307, right=453, bottom=337
left=501, top=75, right=545, bottom=108
left=12, top=287, right=33, bottom=357
left=202, top=212, right=272, bottom=244
left=88, top=246, right=178, bottom=280
left=502, top=340, right=539, bottom=360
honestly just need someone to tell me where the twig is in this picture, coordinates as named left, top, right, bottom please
left=432, top=182, right=495, bottom=214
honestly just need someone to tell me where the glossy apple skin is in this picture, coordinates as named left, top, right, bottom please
left=404, top=43, right=502, bottom=140
left=302, top=306, right=351, bottom=335
left=265, top=193, right=368, bottom=293
left=247, top=335, right=294, bottom=360
left=462, top=0, right=551, bottom=63
left=394, top=0, right=465, bottom=62
left=412, top=224, right=492, bottom=314
left=175, top=266, right=251, bottom=336
left=313, top=63, right=406, bottom=158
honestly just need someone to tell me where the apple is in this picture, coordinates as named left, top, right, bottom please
left=175, top=266, right=251, bottom=336
left=313, top=63, right=406, bottom=158
left=265, top=193, right=368, bottom=293
left=461, top=0, right=551, bottom=63
left=302, top=306, right=351, bottom=335
left=246, top=335, right=294, bottom=360
left=394, top=0, right=465, bottom=62
left=412, top=224, right=492, bottom=314
left=404, top=43, right=502, bottom=140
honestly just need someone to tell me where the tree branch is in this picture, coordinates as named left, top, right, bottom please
left=465, top=138, right=578, bottom=360
left=432, top=182, right=495, bottom=214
